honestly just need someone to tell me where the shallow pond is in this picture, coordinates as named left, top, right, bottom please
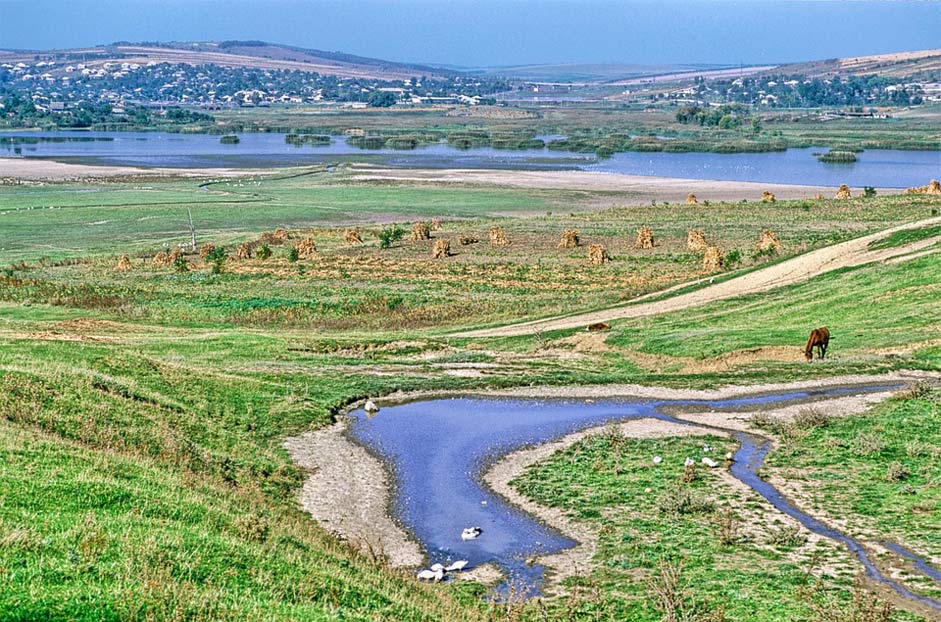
left=347, top=384, right=941, bottom=609
left=2, top=130, right=940, bottom=188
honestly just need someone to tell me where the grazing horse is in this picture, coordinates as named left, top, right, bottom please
left=805, top=327, right=830, bottom=360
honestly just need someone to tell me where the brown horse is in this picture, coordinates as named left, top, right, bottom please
left=805, top=327, right=830, bottom=360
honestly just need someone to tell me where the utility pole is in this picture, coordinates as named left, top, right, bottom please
left=186, top=207, right=197, bottom=252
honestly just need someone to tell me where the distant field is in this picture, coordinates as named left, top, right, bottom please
left=2, top=168, right=941, bottom=621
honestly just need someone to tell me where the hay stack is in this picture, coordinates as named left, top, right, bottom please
left=431, top=218, right=443, bottom=231
left=489, top=226, right=510, bottom=248
left=114, top=255, right=133, bottom=272
left=835, top=184, right=852, bottom=200
left=908, top=180, right=941, bottom=195
left=635, top=226, right=655, bottom=249
left=295, top=237, right=317, bottom=259
left=686, top=193, right=698, bottom=205
left=702, top=246, right=724, bottom=272
left=152, top=251, right=170, bottom=266
left=459, top=235, right=479, bottom=246
left=198, top=243, right=216, bottom=259
left=431, top=239, right=451, bottom=259
left=755, top=229, right=782, bottom=252
left=410, top=222, right=431, bottom=241
left=558, top=229, right=580, bottom=249
left=168, top=248, right=183, bottom=264
left=587, top=244, right=609, bottom=265
left=260, top=228, right=292, bottom=245
left=687, top=230, right=709, bottom=253
left=235, top=243, right=254, bottom=260
left=344, top=229, right=363, bottom=244
left=761, top=191, right=776, bottom=203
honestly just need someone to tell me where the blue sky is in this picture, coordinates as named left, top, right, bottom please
left=1, top=0, right=939, bottom=67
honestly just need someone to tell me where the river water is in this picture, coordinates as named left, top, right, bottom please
left=2, top=131, right=939, bottom=188
left=347, top=385, right=941, bottom=609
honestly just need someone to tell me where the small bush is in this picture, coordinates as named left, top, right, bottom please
left=863, top=186, right=877, bottom=198
left=793, top=408, right=831, bottom=429
left=257, top=243, right=272, bottom=260
left=205, top=246, right=227, bottom=262
left=379, top=225, right=406, bottom=249
left=233, top=514, right=269, bottom=543
left=173, top=254, right=189, bottom=273
left=658, top=485, right=714, bottom=515
left=885, top=461, right=910, bottom=482
left=287, top=246, right=299, bottom=262
left=852, top=432, right=886, bottom=456
left=724, top=249, right=742, bottom=268
left=766, top=524, right=806, bottom=548
left=716, top=506, right=739, bottom=546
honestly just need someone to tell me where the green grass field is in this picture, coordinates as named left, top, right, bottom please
left=1, top=170, right=940, bottom=621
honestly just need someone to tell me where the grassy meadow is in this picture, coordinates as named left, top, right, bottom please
left=1, top=169, right=941, bottom=621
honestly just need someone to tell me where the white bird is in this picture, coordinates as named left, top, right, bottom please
left=652, top=456, right=663, bottom=465
left=684, top=457, right=695, bottom=467
left=430, top=563, right=445, bottom=572
left=445, top=560, right=469, bottom=572
left=416, top=568, right=444, bottom=582
left=703, top=445, right=713, bottom=453
left=364, top=399, right=379, bottom=413
left=725, top=451, right=734, bottom=461
left=701, top=457, right=718, bottom=468
left=461, top=527, right=482, bottom=541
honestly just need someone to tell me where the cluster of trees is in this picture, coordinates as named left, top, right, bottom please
left=0, top=89, right=213, bottom=128
left=698, top=74, right=925, bottom=107
left=675, top=104, right=759, bottom=131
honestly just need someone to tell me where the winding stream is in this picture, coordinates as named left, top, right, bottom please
left=346, top=384, right=941, bottom=609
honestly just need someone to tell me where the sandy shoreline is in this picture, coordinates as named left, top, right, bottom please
left=0, top=158, right=901, bottom=208
left=348, top=164, right=898, bottom=202
left=0, top=157, right=275, bottom=181
left=283, top=371, right=934, bottom=581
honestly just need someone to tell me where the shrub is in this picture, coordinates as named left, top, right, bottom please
left=863, top=186, right=877, bottom=198
left=379, top=224, right=406, bottom=249
left=793, top=408, right=831, bottom=429
left=724, top=249, right=742, bottom=268
left=257, top=243, right=272, bottom=260
left=885, top=461, right=910, bottom=482
left=287, top=246, right=300, bottom=262
left=658, top=485, right=714, bottom=515
left=852, top=432, right=885, bottom=456
left=766, top=524, right=806, bottom=548
left=205, top=246, right=227, bottom=262
left=173, top=254, right=189, bottom=273
left=233, top=514, right=269, bottom=543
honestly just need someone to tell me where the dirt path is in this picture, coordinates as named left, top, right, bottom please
left=456, top=216, right=941, bottom=338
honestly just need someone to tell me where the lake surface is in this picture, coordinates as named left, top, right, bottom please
left=346, top=385, right=941, bottom=609
left=2, top=130, right=940, bottom=188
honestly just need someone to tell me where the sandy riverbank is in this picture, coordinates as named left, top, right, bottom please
left=348, top=164, right=897, bottom=204
left=283, top=372, right=933, bottom=581
left=0, top=157, right=273, bottom=181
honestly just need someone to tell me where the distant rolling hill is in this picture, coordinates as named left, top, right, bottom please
left=477, top=62, right=729, bottom=83
left=0, top=40, right=453, bottom=80
left=772, top=48, right=941, bottom=79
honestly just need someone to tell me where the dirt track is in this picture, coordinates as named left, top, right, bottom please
left=456, top=216, right=941, bottom=338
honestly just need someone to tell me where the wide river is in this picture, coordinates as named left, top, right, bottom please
left=2, top=131, right=940, bottom=188
left=347, top=385, right=941, bottom=609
